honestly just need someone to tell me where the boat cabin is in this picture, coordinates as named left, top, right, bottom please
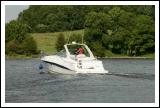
left=56, top=42, right=94, bottom=60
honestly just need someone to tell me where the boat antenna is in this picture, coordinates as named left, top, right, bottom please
left=81, top=31, right=84, bottom=44
left=67, top=14, right=85, bottom=44
left=67, top=25, right=73, bottom=44
left=67, top=15, right=74, bottom=44
left=82, top=23, right=85, bottom=44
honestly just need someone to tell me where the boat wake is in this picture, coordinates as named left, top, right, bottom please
left=106, top=72, right=155, bottom=80
left=36, top=68, right=154, bottom=80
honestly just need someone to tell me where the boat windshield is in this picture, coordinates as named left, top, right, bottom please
left=67, top=44, right=90, bottom=57
left=56, top=50, right=66, bottom=57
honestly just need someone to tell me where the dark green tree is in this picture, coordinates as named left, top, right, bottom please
left=5, top=20, right=29, bottom=43
left=5, top=20, right=38, bottom=55
left=22, top=35, right=39, bottom=55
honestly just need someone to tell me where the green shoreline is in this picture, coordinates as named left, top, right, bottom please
left=5, top=54, right=155, bottom=60
left=98, top=57, right=154, bottom=59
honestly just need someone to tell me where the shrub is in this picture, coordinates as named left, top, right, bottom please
left=22, top=36, right=39, bottom=55
left=55, top=33, right=66, bottom=52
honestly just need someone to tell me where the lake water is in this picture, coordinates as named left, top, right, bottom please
left=5, top=59, right=155, bottom=103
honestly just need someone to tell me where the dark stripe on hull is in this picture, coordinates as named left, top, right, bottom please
left=42, top=60, right=72, bottom=71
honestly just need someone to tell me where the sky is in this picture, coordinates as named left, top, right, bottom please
left=5, top=5, right=29, bottom=23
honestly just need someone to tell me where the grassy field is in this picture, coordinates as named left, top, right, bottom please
left=31, top=29, right=84, bottom=55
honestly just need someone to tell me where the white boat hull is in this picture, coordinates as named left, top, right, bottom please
left=41, top=43, right=109, bottom=74
left=43, top=58, right=109, bottom=74
left=45, top=62, right=75, bottom=74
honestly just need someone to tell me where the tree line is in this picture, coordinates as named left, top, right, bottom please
left=5, top=5, right=155, bottom=56
left=18, top=5, right=154, bottom=33
left=84, top=7, right=154, bottom=56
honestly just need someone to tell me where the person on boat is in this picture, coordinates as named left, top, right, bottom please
left=76, top=47, right=85, bottom=58
left=77, top=47, right=84, bottom=54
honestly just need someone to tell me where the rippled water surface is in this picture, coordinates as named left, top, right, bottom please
left=5, top=59, right=155, bottom=103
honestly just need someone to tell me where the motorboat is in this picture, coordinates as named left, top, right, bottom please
left=41, top=42, right=109, bottom=74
